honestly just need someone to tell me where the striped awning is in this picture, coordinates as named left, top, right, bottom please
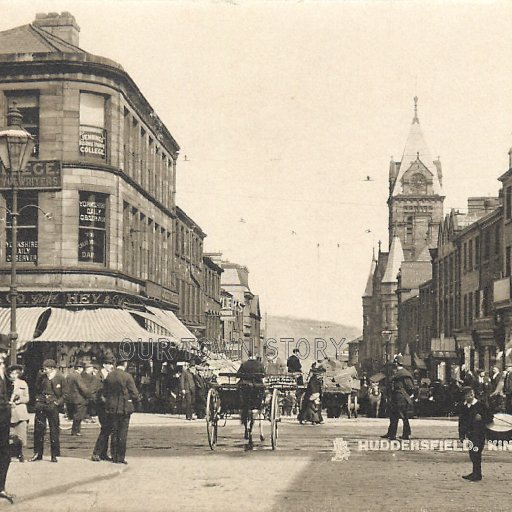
left=146, top=307, right=197, bottom=345
left=0, top=307, right=50, bottom=350
left=37, top=308, right=160, bottom=343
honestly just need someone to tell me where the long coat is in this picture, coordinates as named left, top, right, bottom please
left=389, top=367, right=415, bottom=415
left=10, top=378, right=29, bottom=423
left=103, top=369, right=139, bottom=416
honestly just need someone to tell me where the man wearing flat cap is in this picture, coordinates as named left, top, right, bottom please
left=103, top=355, right=139, bottom=464
left=0, top=344, right=14, bottom=503
left=66, top=361, right=91, bottom=436
left=31, top=359, right=66, bottom=463
left=381, top=355, right=415, bottom=440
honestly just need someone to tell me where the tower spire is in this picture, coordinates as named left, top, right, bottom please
left=413, top=96, right=419, bottom=124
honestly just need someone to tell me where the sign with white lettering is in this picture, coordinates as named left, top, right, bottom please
left=6, top=230, right=38, bottom=263
left=79, top=126, right=106, bottom=158
left=78, top=192, right=107, bottom=263
left=0, top=160, right=62, bottom=191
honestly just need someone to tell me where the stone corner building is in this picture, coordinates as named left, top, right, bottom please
left=0, top=12, right=201, bottom=390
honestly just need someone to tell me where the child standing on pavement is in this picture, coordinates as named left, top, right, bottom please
left=458, top=386, right=493, bottom=482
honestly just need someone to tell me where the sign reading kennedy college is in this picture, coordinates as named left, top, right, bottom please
left=0, top=160, right=62, bottom=190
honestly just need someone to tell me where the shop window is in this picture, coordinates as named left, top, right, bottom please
left=79, top=92, right=107, bottom=160
left=78, top=191, right=108, bottom=264
left=5, top=92, right=39, bottom=157
left=4, top=191, right=38, bottom=263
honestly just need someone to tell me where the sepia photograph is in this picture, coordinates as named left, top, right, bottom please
left=0, top=0, right=511, bottom=510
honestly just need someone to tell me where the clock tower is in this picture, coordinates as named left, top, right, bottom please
left=387, top=98, right=445, bottom=261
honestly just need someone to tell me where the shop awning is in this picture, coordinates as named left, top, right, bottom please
left=146, top=307, right=198, bottom=347
left=36, top=308, right=159, bottom=343
left=0, top=307, right=50, bottom=350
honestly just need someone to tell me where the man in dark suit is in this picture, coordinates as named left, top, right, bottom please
left=180, top=362, right=196, bottom=420
left=0, top=344, right=14, bottom=503
left=459, top=386, right=493, bottom=481
left=103, top=357, right=139, bottom=464
left=66, top=362, right=90, bottom=436
left=382, top=355, right=415, bottom=440
left=237, top=352, right=266, bottom=427
left=91, top=356, right=115, bottom=462
left=287, top=349, right=303, bottom=385
left=30, top=359, right=66, bottom=463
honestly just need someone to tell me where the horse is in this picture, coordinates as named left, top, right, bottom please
left=367, top=382, right=382, bottom=418
left=239, top=383, right=266, bottom=450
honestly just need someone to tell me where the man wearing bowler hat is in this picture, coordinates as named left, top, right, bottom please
left=103, top=355, right=139, bottom=464
left=66, top=361, right=90, bottom=436
left=0, top=344, right=14, bottom=503
left=30, top=359, right=66, bottom=463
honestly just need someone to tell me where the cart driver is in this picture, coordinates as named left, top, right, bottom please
left=236, top=352, right=266, bottom=428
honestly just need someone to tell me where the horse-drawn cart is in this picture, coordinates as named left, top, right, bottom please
left=205, top=372, right=296, bottom=450
left=322, top=365, right=360, bottom=419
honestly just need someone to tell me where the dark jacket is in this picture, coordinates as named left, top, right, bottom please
left=287, top=355, right=302, bottom=373
left=0, top=370, right=11, bottom=424
left=179, top=369, right=196, bottom=394
left=66, top=371, right=91, bottom=405
left=458, top=399, right=493, bottom=446
left=304, top=374, right=323, bottom=400
left=82, top=373, right=102, bottom=402
left=237, top=359, right=265, bottom=384
left=35, top=371, right=66, bottom=407
left=103, top=369, right=139, bottom=415
left=390, top=367, right=415, bottom=413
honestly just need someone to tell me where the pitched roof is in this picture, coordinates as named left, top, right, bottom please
left=391, top=98, right=441, bottom=196
left=363, top=252, right=377, bottom=297
left=0, top=23, right=85, bottom=55
left=382, top=236, right=404, bottom=283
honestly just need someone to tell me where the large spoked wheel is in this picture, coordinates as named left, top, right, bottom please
left=353, top=395, right=359, bottom=419
left=270, top=388, right=280, bottom=450
left=206, top=388, right=219, bottom=450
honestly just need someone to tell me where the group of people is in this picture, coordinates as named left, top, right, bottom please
left=0, top=346, right=140, bottom=505
left=178, top=362, right=208, bottom=421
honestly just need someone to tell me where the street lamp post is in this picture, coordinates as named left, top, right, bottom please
left=0, top=105, right=35, bottom=364
left=381, top=330, right=393, bottom=365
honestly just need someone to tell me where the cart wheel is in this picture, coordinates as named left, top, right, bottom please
left=353, top=395, right=358, bottom=419
left=270, top=388, right=280, bottom=450
left=206, top=388, right=219, bottom=450
left=347, top=394, right=352, bottom=419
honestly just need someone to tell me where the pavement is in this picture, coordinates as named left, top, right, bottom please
left=2, top=414, right=511, bottom=511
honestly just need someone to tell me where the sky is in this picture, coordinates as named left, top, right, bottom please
left=1, top=0, right=512, bottom=328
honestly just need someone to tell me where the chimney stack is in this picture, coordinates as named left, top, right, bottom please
left=33, top=12, right=80, bottom=47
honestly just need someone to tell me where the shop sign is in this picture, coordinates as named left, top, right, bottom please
left=79, top=126, right=106, bottom=158
left=0, top=160, right=62, bottom=190
left=0, top=290, right=134, bottom=308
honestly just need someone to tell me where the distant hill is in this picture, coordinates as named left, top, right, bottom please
left=263, top=315, right=361, bottom=366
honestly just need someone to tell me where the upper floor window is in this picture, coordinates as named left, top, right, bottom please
left=79, top=92, right=106, bottom=160
left=5, top=92, right=39, bottom=157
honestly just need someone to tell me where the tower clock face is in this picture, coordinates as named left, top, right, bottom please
left=410, top=173, right=426, bottom=192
